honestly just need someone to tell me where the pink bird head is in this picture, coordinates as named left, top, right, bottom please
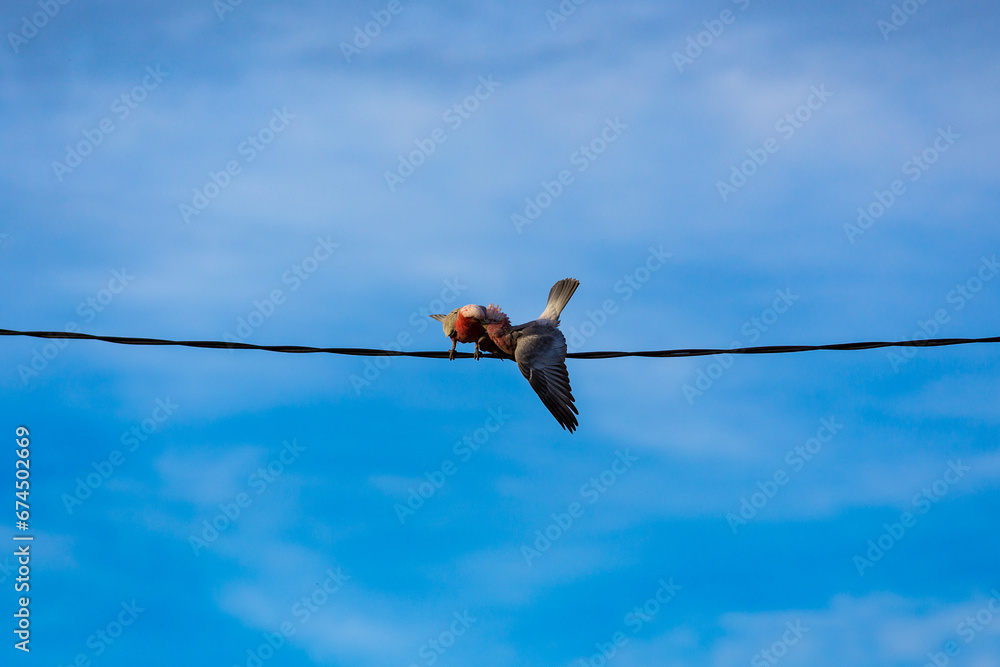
left=457, top=304, right=487, bottom=321
left=483, top=303, right=510, bottom=327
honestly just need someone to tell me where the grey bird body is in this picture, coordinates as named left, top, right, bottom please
left=480, top=278, right=580, bottom=432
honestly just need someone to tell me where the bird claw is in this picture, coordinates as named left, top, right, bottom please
left=448, top=348, right=456, bottom=361
left=473, top=345, right=481, bottom=361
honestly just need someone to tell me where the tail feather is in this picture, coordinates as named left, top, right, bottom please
left=538, top=278, right=579, bottom=325
left=430, top=310, right=458, bottom=337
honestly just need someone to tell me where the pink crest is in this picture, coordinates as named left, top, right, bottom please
left=485, top=303, right=509, bottom=325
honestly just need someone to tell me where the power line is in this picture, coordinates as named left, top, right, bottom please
left=2, top=328, right=999, bottom=359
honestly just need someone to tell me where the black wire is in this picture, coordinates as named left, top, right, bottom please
left=2, top=328, right=999, bottom=359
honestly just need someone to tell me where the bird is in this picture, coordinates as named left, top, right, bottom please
left=473, top=278, right=580, bottom=432
left=430, top=305, right=503, bottom=360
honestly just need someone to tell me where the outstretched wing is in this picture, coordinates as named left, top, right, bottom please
left=514, top=326, right=578, bottom=432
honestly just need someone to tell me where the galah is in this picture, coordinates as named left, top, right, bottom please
left=474, top=278, right=580, bottom=432
left=430, top=305, right=502, bottom=360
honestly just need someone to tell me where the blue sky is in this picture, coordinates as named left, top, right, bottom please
left=2, top=0, right=1000, bottom=665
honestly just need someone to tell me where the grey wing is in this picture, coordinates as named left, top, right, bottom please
left=430, top=309, right=459, bottom=337
left=513, top=326, right=579, bottom=432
